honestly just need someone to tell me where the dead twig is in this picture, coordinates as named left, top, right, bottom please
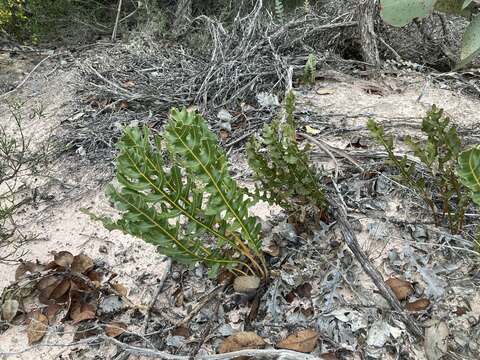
left=143, top=258, right=172, bottom=334
left=328, top=196, right=424, bottom=339
left=0, top=52, right=61, bottom=100
left=104, top=335, right=322, bottom=359
left=175, top=285, right=224, bottom=327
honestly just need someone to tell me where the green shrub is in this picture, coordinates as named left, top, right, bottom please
left=91, top=109, right=268, bottom=278
left=247, top=91, right=327, bottom=221
left=368, top=105, right=470, bottom=233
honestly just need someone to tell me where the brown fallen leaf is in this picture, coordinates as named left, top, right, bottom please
left=277, top=329, right=319, bottom=353
left=111, top=282, right=128, bottom=297
left=386, top=278, right=414, bottom=300
left=87, top=270, right=103, bottom=283
left=173, top=325, right=190, bottom=338
left=27, top=312, right=48, bottom=344
left=54, top=251, right=74, bottom=268
left=105, top=322, right=127, bottom=337
left=37, top=275, right=60, bottom=291
left=70, top=301, right=96, bottom=324
left=46, top=303, right=61, bottom=323
left=73, top=323, right=100, bottom=341
left=49, top=280, right=71, bottom=301
left=2, top=299, right=19, bottom=322
left=454, top=306, right=469, bottom=316
left=294, top=283, right=312, bottom=299
left=72, top=254, right=94, bottom=274
left=406, top=298, right=430, bottom=312
left=218, top=331, right=266, bottom=353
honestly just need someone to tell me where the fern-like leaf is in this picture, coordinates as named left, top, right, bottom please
left=93, top=109, right=266, bottom=277
left=247, top=93, right=326, bottom=213
left=164, top=109, right=264, bottom=260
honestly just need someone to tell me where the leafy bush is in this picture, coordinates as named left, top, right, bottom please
left=368, top=105, right=470, bottom=233
left=92, top=109, right=267, bottom=278
left=247, top=91, right=327, bottom=223
left=380, top=0, right=480, bottom=68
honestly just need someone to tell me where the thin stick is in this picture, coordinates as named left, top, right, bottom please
left=104, top=335, right=322, bottom=359
left=175, top=285, right=224, bottom=327
left=329, top=196, right=424, bottom=339
left=112, top=0, right=123, bottom=41
left=143, top=258, right=172, bottom=334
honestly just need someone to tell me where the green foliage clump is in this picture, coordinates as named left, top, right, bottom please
left=302, top=54, right=317, bottom=85
left=368, top=105, right=470, bottom=233
left=247, top=91, right=326, bottom=216
left=380, top=0, right=480, bottom=69
left=92, top=109, right=267, bottom=278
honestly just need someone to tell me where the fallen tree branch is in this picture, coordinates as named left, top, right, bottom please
left=329, top=197, right=424, bottom=339
left=104, top=335, right=322, bottom=359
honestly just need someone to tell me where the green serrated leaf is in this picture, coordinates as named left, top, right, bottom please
left=93, top=110, right=267, bottom=277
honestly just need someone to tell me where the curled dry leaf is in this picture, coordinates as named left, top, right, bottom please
left=27, top=312, right=48, bottom=344
left=72, top=254, right=94, bottom=273
left=54, top=251, right=74, bottom=268
left=2, top=299, right=19, bottom=322
left=218, top=331, right=266, bottom=353
left=105, top=322, right=127, bottom=337
left=233, top=276, right=260, bottom=294
left=386, top=278, right=414, bottom=300
left=277, top=329, right=319, bottom=353
left=406, top=298, right=430, bottom=312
